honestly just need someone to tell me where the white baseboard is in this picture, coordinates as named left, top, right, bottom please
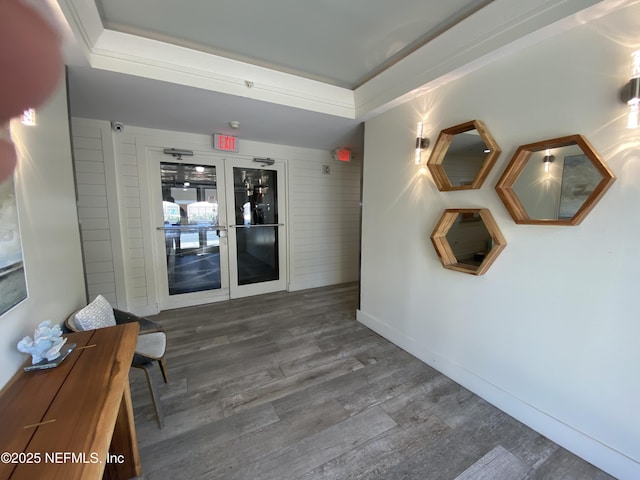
left=356, top=309, right=639, bottom=480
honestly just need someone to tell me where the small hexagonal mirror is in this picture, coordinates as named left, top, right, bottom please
left=430, top=208, right=506, bottom=275
left=427, top=120, right=501, bottom=191
left=495, top=134, right=616, bottom=225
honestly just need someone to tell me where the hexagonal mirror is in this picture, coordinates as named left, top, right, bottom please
left=430, top=208, right=506, bottom=275
left=427, top=120, right=501, bottom=191
left=495, top=134, right=616, bottom=225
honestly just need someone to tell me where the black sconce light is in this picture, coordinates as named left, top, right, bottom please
left=620, top=50, right=640, bottom=128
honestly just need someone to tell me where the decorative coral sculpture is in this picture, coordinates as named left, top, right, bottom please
left=17, top=321, right=67, bottom=364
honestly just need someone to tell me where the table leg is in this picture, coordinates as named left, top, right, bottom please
left=104, top=382, right=141, bottom=479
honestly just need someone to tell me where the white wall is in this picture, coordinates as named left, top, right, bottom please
left=0, top=79, right=86, bottom=389
left=70, top=121, right=361, bottom=314
left=359, top=4, right=640, bottom=479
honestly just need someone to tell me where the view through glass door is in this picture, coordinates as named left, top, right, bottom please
left=225, top=160, right=286, bottom=298
left=151, top=156, right=230, bottom=309
left=151, top=154, right=286, bottom=308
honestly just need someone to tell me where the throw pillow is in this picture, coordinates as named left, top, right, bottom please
left=74, top=295, right=116, bottom=331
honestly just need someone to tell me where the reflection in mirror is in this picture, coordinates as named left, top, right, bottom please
left=496, top=134, right=616, bottom=225
left=430, top=208, right=506, bottom=276
left=428, top=120, right=501, bottom=191
left=446, top=212, right=492, bottom=267
left=442, top=130, right=489, bottom=186
left=512, top=145, right=597, bottom=220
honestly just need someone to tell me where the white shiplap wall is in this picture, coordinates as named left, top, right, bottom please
left=71, top=121, right=118, bottom=306
left=116, top=135, right=149, bottom=311
left=289, top=157, right=361, bottom=290
left=70, top=120, right=361, bottom=314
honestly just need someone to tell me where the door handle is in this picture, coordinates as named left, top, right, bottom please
left=229, top=223, right=284, bottom=228
left=156, top=225, right=226, bottom=231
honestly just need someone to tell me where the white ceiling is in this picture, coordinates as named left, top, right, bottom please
left=56, top=0, right=616, bottom=151
left=93, top=0, right=491, bottom=89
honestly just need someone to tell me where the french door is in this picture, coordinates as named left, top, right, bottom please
left=149, top=152, right=286, bottom=310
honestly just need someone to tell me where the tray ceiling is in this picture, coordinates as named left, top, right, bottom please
left=94, top=0, right=491, bottom=89
left=56, top=0, right=615, bottom=150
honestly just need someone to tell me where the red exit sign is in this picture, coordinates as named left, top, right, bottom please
left=213, top=133, right=238, bottom=152
left=334, top=148, right=351, bottom=162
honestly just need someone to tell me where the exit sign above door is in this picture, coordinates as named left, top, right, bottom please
left=213, top=133, right=238, bottom=152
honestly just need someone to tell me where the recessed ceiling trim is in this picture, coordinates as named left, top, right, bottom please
left=58, top=0, right=356, bottom=119
left=351, top=0, right=493, bottom=88
left=55, top=0, right=103, bottom=52
left=354, top=0, right=606, bottom=119
left=91, top=29, right=356, bottom=119
left=58, top=0, right=628, bottom=123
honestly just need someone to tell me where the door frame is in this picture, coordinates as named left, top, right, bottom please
left=147, top=150, right=231, bottom=310
left=144, top=148, right=289, bottom=310
left=224, top=158, right=288, bottom=299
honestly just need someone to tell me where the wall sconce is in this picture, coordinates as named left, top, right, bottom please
left=415, top=122, right=429, bottom=164
left=543, top=149, right=555, bottom=172
left=621, top=50, right=640, bottom=128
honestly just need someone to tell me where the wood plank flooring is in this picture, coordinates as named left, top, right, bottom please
left=129, top=283, right=614, bottom=479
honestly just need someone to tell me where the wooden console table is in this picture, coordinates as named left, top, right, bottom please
left=0, top=323, right=141, bottom=480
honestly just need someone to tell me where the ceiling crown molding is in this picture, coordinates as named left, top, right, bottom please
left=355, top=0, right=610, bottom=119
left=56, top=0, right=631, bottom=122
left=56, top=0, right=356, bottom=118
left=55, top=0, right=103, bottom=57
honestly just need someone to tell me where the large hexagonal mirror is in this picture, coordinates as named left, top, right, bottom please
left=430, top=208, right=506, bottom=275
left=495, top=134, right=616, bottom=225
left=427, top=120, right=501, bottom=191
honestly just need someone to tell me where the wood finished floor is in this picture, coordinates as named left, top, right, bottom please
left=129, top=283, right=614, bottom=480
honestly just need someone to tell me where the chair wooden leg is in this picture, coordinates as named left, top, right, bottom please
left=138, top=363, right=164, bottom=429
left=158, top=358, right=169, bottom=384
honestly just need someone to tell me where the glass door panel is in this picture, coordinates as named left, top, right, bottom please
left=226, top=161, right=286, bottom=298
left=233, top=167, right=279, bottom=285
left=161, top=162, right=222, bottom=295
left=150, top=154, right=286, bottom=308
left=151, top=155, right=230, bottom=310
left=235, top=227, right=279, bottom=285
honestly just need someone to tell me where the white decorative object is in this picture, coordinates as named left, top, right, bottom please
left=17, top=320, right=67, bottom=364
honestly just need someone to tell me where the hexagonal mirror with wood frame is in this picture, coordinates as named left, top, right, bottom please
left=430, top=208, right=506, bottom=275
left=427, top=120, right=501, bottom=191
left=495, top=134, right=616, bottom=225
